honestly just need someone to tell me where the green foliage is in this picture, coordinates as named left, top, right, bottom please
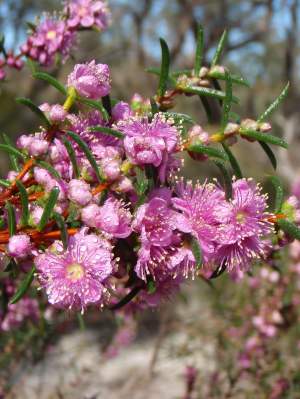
left=16, top=180, right=29, bottom=227
left=5, top=201, right=16, bottom=236
left=194, top=25, right=204, bottom=76
left=38, top=187, right=60, bottom=231
left=9, top=266, right=36, bottom=305
left=257, top=83, right=290, bottom=123
left=16, top=97, right=51, bottom=128
left=269, top=176, right=284, bottom=214
left=188, top=143, right=228, bottom=161
left=66, top=131, right=104, bottom=183
left=32, top=72, right=67, bottom=95
left=239, top=128, right=288, bottom=148
left=157, top=38, right=170, bottom=97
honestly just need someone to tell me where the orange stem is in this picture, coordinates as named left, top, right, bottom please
left=92, top=182, right=109, bottom=195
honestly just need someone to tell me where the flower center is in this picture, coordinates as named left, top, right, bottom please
left=66, top=263, right=85, bottom=281
left=236, top=211, right=246, bottom=224
left=79, top=7, right=87, bottom=17
left=46, top=30, right=57, bottom=40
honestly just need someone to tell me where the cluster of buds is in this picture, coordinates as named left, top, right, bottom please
left=0, top=0, right=111, bottom=79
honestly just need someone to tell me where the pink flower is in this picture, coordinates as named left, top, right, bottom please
left=8, top=234, right=32, bottom=258
left=172, top=181, right=223, bottom=262
left=215, top=179, right=273, bottom=272
left=112, top=101, right=133, bottom=122
left=67, top=60, right=111, bottom=99
left=21, top=18, right=75, bottom=66
left=35, top=228, right=114, bottom=310
left=65, top=0, right=111, bottom=30
left=117, top=114, right=179, bottom=181
left=98, top=197, right=132, bottom=238
left=68, top=179, right=92, bottom=206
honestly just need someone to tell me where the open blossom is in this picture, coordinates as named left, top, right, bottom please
left=98, top=197, right=132, bottom=238
left=173, top=181, right=223, bottom=263
left=117, top=114, right=179, bottom=181
left=67, top=60, right=111, bottom=99
left=215, top=179, right=273, bottom=271
left=65, top=0, right=111, bottom=30
left=35, top=228, right=113, bottom=310
left=21, top=18, right=75, bottom=66
left=133, top=189, right=185, bottom=280
left=82, top=198, right=131, bottom=238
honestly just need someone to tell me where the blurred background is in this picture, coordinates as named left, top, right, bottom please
left=1, top=1, right=300, bottom=398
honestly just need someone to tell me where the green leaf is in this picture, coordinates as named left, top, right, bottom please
left=183, top=86, right=239, bottom=104
left=26, top=21, right=36, bottom=31
left=257, top=83, right=289, bottom=123
left=38, top=187, right=60, bottom=231
left=66, top=131, right=104, bottom=183
left=269, top=175, right=284, bottom=214
left=239, top=128, right=288, bottom=149
left=211, top=30, right=228, bottom=67
left=0, top=143, right=26, bottom=160
left=157, top=38, right=170, bottom=97
left=222, top=143, right=243, bottom=179
left=221, top=72, right=233, bottom=131
left=150, top=97, right=159, bottom=115
left=16, top=180, right=29, bottom=227
left=147, top=280, right=156, bottom=294
left=78, top=98, right=109, bottom=121
left=77, top=313, right=85, bottom=330
left=208, top=70, right=250, bottom=87
left=61, top=137, right=80, bottom=179
left=35, top=160, right=61, bottom=180
left=102, top=95, right=112, bottom=116
left=199, top=96, right=214, bottom=123
left=26, top=58, right=37, bottom=74
left=89, top=126, right=124, bottom=139
left=190, top=236, right=203, bottom=268
left=5, top=201, right=16, bottom=236
left=277, top=219, right=300, bottom=241
left=210, top=262, right=227, bottom=279
left=32, top=72, right=67, bottom=95
left=194, top=25, right=204, bottom=76
left=214, top=160, right=232, bottom=200
left=134, top=167, right=149, bottom=196
left=9, top=266, right=36, bottom=305
left=2, top=133, right=20, bottom=171
left=259, top=142, right=277, bottom=170
left=53, top=212, right=68, bottom=250
left=16, top=97, right=51, bottom=128
left=0, top=178, right=10, bottom=188
left=187, top=143, right=228, bottom=161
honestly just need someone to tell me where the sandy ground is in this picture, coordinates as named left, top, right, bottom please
left=6, top=285, right=216, bottom=399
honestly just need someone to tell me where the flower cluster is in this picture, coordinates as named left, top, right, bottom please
left=0, top=0, right=110, bottom=78
left=0, top=58, right=278, bottom=319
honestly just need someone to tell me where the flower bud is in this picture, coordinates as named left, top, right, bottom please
left=259, top=122, right=272, bottom=132
left=67, top=60, right=111, bottom=99
left=112, top=101, right=133, bottom=122
left=81, top=203, right=101, bottom=227
left=49, top=104, right=67, bottom=122
left=8, top=234, right=32, bottom=258
left=68, top=179, right=92, bottom=206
